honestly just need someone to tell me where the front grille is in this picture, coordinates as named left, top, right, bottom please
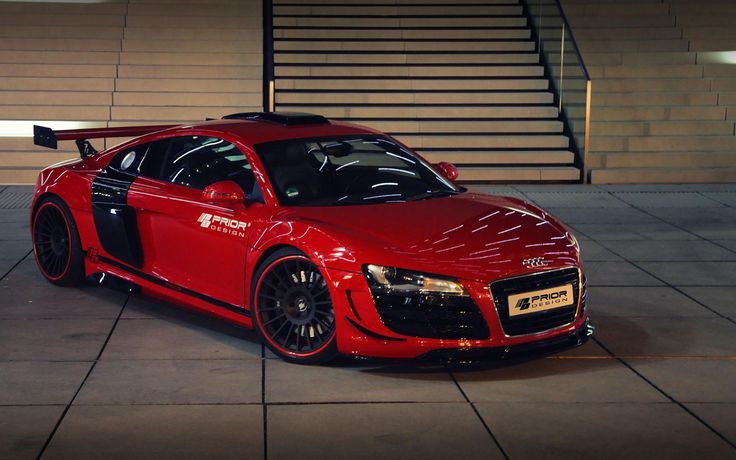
left=491, top=268, right=580, bottom=336
left=373, top=293, right=489, bottom=340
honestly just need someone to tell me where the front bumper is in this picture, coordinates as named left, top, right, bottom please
left=329, top=267, right=591, bottom=359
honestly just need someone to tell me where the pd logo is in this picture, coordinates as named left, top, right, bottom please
left=198, top=213, right=213, bottom=228
left=197, top=213, right=247, bottom=237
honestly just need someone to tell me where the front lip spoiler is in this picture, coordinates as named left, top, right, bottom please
left=418, top=318, right=595, bottom=364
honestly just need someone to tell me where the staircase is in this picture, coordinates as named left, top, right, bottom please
left=0, top=0, right=262, bottom=184
left=562, top=0, right=736, bottom=183
left=272, top=0, right=581, bottom=182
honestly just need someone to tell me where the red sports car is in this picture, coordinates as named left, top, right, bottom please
left=30, top=112, right=591, bottom=364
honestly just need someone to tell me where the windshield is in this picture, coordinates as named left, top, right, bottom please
left=254, top=136, right=460, bottom=206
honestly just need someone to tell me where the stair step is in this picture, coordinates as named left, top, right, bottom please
left=603, top=152, right=736, bottom=168
left=274, top=53, right=539, bottom=65
left=628, top=136, right=736, bottom=152
left=277, top=105, right=560, bottom=119
left=593, top=92, right=719, bottom=107
left=0, top=77, right=114, bottom=91
left=684, top=27, right=736, bottom=40
left=0, top=151, right=78, bottom=168
left=352, top=120, right=564, bottom=134
left=122, top=39, right=259, bottom=53
left=591, top=167, right=736, bottom=184
left=0, top=63, right=116, bottom=78
left=420, top=150, right=575, bottom=165
left=591, top=106, right=726, bottom=122
left=274, top=41, right=536, bottom=52
left=120, top=52, right=261, bottom=66
left=273, top=5, right=522, bottom=16
left=580, top=39, right=689, bottom=53
left=0, top=105, right=110, bottom=120
left=691, top=39, right=736, bottom=52
left=124, top=28, right=261, bottom=41
left=128, top=3, right=263, bottom=16
left=592, top=64, right=704, bottom=79
left=0, top=91, right=111, bottom=106
left=277, top=78, right=549, bottom=91
left=0, top=2, right=125, bottom=15
left=113, top=92, right=261, bottom=107
left=591, top=121, right=735, bottom=137
left=0, top=168, right=46, bottom=185
left=0, top=38, right=121, bottom=52
left=126, top=15, right=261, bottom=29
left=574, top=28, right=682, bottom=41
left=564, top=15, right=675, bottom=28
left=275, top=0, right=521, bottom=3
left=594, top=78, right=711, bottom=92
left=117, top=65, right=261, bottom=79
left=275, top=65, right=545, bottom=78
left=110, top=106, right=258, bottom=122
left=115, top=78, right=261, bottom=93
left=0, top=50, right=119, bottom=65
left=458, top=166, right=580, bottom=182
left=273, top=17, right=527, bottom=28
left=395, top=134, right=570, bottom=149
left=276, top=91, right=554, bottom=105
left=592, top=136, right=736, bottom=153
left=0, top=25, right=123, bottom=40
left=0, top=13, right=124, bottom=27
left=274, top=29, right=531, bottom=40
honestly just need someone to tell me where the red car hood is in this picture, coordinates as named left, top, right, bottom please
left=285, top=192, right=580, bottom=282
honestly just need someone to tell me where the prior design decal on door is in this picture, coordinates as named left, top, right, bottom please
left=197, top=213, right=247, bottom=238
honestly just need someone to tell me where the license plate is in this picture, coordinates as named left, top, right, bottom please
left=507, top=284, right=574, bottom=317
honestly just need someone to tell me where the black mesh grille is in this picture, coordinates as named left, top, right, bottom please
left=491, top=268, right=580, bottom=336
left=373, top=293, right=489, bottom=340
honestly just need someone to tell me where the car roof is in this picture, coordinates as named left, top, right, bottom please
left=154, top=116, right=383, bottom=147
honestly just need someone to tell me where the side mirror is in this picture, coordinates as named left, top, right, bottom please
left=202, top=180, right=245, bottom=204
left=435, top=162, right=459, bottom=182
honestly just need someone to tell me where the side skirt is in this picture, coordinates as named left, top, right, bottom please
left=98, top=255, right=251, bottom=321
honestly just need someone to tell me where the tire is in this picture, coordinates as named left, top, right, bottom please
left=32, top=196, right=85, bottom=286
left=251, top=248, right=338, bottom=364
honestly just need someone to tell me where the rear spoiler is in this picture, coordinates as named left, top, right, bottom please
left=33, top=124, right=176, bottom=157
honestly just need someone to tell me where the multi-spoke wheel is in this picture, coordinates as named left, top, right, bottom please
left=252, top=248, right=337, bottom=364
left=32, top=197, right=84, bottom=286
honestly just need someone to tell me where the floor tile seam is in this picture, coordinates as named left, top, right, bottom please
left=695, top=191, right=736, bottom=209
left=0, top=250, right=31, bottom=281
left=593, top=337, right=736, bottom=451
left=580, top=226, right=736, bottom=325
left=599, top=190, right=736, bottom=256
left=448, top=368, right=510, bottom=460
left=35, top=293, right=130, bottom=460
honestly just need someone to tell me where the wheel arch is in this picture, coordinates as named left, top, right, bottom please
left=247, top=244, right=305, bottom=306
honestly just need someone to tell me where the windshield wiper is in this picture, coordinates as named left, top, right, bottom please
left=406, top=189, right=461, bottom=201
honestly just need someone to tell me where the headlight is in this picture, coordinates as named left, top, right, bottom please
left=363, top=264, right=468, bottom=296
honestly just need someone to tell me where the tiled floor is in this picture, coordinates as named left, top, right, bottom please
left=1, top=184, right=736, bottom=460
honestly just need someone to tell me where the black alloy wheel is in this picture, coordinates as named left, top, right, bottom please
left=33, top=197, right=84, bottom=286
left=253, top=249, right=337, bottom=364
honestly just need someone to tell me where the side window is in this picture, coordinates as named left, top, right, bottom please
left=142, top=136, right=258, bottom=197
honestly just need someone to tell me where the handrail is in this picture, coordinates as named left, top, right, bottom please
left=263, top=0, right=275, bottom=112
left=523, top=0, right=592, bottom=183
left=553, top=0, right=590, bottom=82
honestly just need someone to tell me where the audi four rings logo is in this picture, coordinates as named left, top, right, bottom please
left=197, top=213, right=247, bottom=238
left=522, top=257, right=548, bottom=268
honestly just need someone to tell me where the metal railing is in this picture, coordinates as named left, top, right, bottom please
left=263, top=0, right=275, bottom=113
left=523, top=0, right=592, bottom=183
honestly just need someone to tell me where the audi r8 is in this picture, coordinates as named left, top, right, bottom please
left=30, top=112, right=591, bottom=364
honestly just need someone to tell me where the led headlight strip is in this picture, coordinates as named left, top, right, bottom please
left=363, top=264, right=468, bottom=296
